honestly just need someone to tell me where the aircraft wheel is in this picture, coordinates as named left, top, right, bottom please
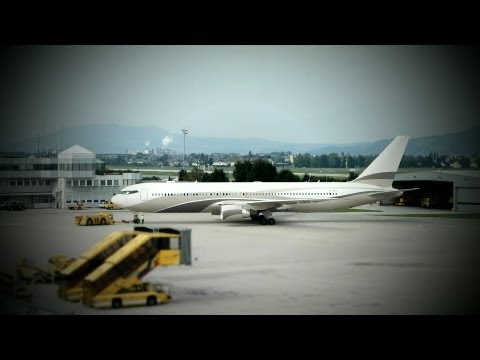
left=112, top=298, right=122, bottom=309
left=267, top=218, right=276, bottom=225
left=259, top=216, right=267, bottom=225
left=87, top=218, right=93, bottom=226
left=147, top=296, right=157, bottom=306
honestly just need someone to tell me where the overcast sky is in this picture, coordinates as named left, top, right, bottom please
left=1, top=45, right=478, bottom=145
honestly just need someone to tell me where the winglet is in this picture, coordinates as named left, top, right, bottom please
left=352, top=136, right=409, bottom=188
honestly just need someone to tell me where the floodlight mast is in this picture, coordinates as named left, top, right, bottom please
left=181, top=128, right=188, bottom=169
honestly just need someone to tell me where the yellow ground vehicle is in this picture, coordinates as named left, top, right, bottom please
left=57, top=227, right=191, bottom=308
left=68, top=201, right=85, bottom=210
left=91, top=281, right=171, bottom=309
left=58, top=231, right=139, bottom=301
left=75, top=212, right=114, bottom=226
left=104, top=200, right=121, bottom=210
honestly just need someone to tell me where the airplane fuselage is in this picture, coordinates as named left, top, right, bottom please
left=112, top=181, right=401, bottom=214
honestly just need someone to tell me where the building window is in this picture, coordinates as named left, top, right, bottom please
left=113, top=180, right=119, bottom=186
left=101, top=180, right=106, bottom=186
left=87, top=180, right=92, bottom=186
left=17, top=180, right=23, bottom=186
left=34, top=195, right=52, bottom=204
left=94, top=180, right=99, bottom=186
left=10, top=180, right=16, bottom=186
left=107, top=180, right=112, bottom=186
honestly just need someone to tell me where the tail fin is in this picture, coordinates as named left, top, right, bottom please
left=352, top=136, right=409, bottom=188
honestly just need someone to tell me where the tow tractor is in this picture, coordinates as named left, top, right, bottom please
left=75, top=212, right=114, bottom=226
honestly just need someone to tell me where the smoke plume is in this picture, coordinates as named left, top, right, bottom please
left=162, top=136, right=173, bottom=147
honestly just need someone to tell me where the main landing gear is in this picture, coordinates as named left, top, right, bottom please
left=250, top=211, right=276, bottom=225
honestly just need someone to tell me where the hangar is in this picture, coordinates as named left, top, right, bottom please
left=393, top=170, right=480, bottom=213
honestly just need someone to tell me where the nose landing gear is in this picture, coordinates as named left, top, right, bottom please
left=133, top=214, right=141, bottom=224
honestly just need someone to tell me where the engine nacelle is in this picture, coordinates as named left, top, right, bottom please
left=220, top=205, right=250, bottom=220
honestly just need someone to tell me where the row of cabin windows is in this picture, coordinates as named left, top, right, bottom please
left=151, top=192, right=338, bottom=197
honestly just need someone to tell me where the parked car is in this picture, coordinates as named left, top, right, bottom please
left=0, top=201, right=26, bottom=211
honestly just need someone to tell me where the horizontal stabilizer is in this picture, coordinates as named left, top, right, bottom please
left=400, top=188, right=420, bottom=192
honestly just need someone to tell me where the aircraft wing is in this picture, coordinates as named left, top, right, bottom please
left=218, top=188, right=414, bottom=211
left=218, top=198, right=337, bottom=211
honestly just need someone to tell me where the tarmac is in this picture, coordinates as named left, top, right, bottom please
left=1, top=205, right=479, bottom=314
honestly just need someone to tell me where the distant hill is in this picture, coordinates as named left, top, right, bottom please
left=310, top=127, right=480, bottom=156
left=1, top=124, right=479, bottom=156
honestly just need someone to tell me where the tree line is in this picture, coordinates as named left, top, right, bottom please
left=293, top=152, right=477, bottom=169
left=178, top=159, right=357, bottom=183
left=178, top=167, right=229, bottom=182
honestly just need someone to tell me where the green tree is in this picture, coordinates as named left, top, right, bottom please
left=356, top=155, right=366, bottom=168
left=187, top=167, right=204, bottom=181
left=178, top=169, right=187, bottom=181
left=209, top=168, right=229, bottom=182
left=347, top=171, right=359, bottom=181
left=251, top=159, right=277, bottom=182
left=276, top=169, right=300, bottom=182
left=346, top=154, right=354, bottom=169
left=319, top=154, right=328, bottom=168
left=233, top=160, right=253, bottom=182
left=294, top=153, right=312, bottom=167
left=233, top=159, right=277, bottom=182
left=327, top=153, right=341, bottom=168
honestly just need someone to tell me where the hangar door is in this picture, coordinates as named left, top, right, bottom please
left=456, top=187, right=480, bottom=213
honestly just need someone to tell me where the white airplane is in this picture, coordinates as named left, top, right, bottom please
left=111, top=136, right=410, bottom=225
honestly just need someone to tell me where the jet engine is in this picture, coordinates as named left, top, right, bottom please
left=220, top=205, right=250, bottom=220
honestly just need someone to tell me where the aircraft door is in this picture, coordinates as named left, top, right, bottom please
left=140, top=189, right=148, bottom=201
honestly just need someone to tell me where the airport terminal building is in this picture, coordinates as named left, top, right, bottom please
left=0, top=145, right=141, bottom=209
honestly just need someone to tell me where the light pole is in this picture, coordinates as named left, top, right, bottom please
left=181, top=128, right=188, bottom=169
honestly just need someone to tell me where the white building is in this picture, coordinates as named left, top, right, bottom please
left=0, top=145, right=141, bottom=209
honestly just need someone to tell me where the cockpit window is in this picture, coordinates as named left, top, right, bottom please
left=120, top=190, right=139, bottom=195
